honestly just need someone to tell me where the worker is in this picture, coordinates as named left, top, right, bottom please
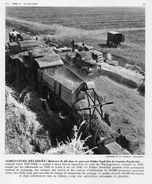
left=82, top=42, right=87, bottom=51
left=71, top=39, right=75, bottom=52
left=82, top=42, right=85, bottom=51
left=103, top=113, right=111, bottom=127
left=9, top=28, right=19, bottom=42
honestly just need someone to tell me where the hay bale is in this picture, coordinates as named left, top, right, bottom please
left=35, top=53, right=63, bottom=68
left=105, top=59, right=118, bottom=66
left=100, top=63, right=142, bottom=88
left=22, top=35, right=33, bottom=40
left=31, top=47, right=55, bottom=57
left=19, top=40, right=39, bottom=51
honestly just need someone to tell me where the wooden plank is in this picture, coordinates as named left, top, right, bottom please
left=42, top=71, right=55, bottom=89
left=37, top=60, right=64, bottom=68
left=61, top=85, right=76, bottom=107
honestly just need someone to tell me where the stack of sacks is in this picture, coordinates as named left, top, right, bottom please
left=90, top=50, right=104, bottom=63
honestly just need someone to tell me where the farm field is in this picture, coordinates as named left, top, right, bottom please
left=6, top=6, right=145, bottom=69
left=6, top=7, right=145, bottom=30
left=5, top=7, right=145, bottom=154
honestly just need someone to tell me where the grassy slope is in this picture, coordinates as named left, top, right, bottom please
left=5, top=86, right=42, bottom=154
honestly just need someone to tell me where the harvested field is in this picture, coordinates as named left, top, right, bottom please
left=6, top=7, right=145, bottom=30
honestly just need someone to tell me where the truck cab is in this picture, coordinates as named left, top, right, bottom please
left=73, top=51, right=101, bottom=75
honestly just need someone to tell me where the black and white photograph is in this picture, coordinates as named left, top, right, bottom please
left=5, top=4, right=145, bottom=155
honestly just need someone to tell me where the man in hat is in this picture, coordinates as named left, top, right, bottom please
left=9, top=28, right=20, bottom=42
left=71, top=39, right=75, bottom=52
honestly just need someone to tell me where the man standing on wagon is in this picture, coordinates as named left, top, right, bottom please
left=9, top=28, right=19, bottom=42
left=71, top=39, right=75, bottom=52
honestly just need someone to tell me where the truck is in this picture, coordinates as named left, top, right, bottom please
left=107, top=31, right=124, bottom=47
left=62, top=51, right=102, bottom=76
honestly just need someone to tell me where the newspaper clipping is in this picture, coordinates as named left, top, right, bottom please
left=1, top=0, right=152, bottom=183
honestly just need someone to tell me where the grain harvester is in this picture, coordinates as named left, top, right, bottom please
left=5, top=37, right=113, bottom=124
left=31, top=47, right=113, bottom=122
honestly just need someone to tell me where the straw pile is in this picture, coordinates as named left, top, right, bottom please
left=52, top=67, right=81, bottom=90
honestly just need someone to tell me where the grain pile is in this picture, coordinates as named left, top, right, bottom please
left=45, top=66, right=82, bottom=90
